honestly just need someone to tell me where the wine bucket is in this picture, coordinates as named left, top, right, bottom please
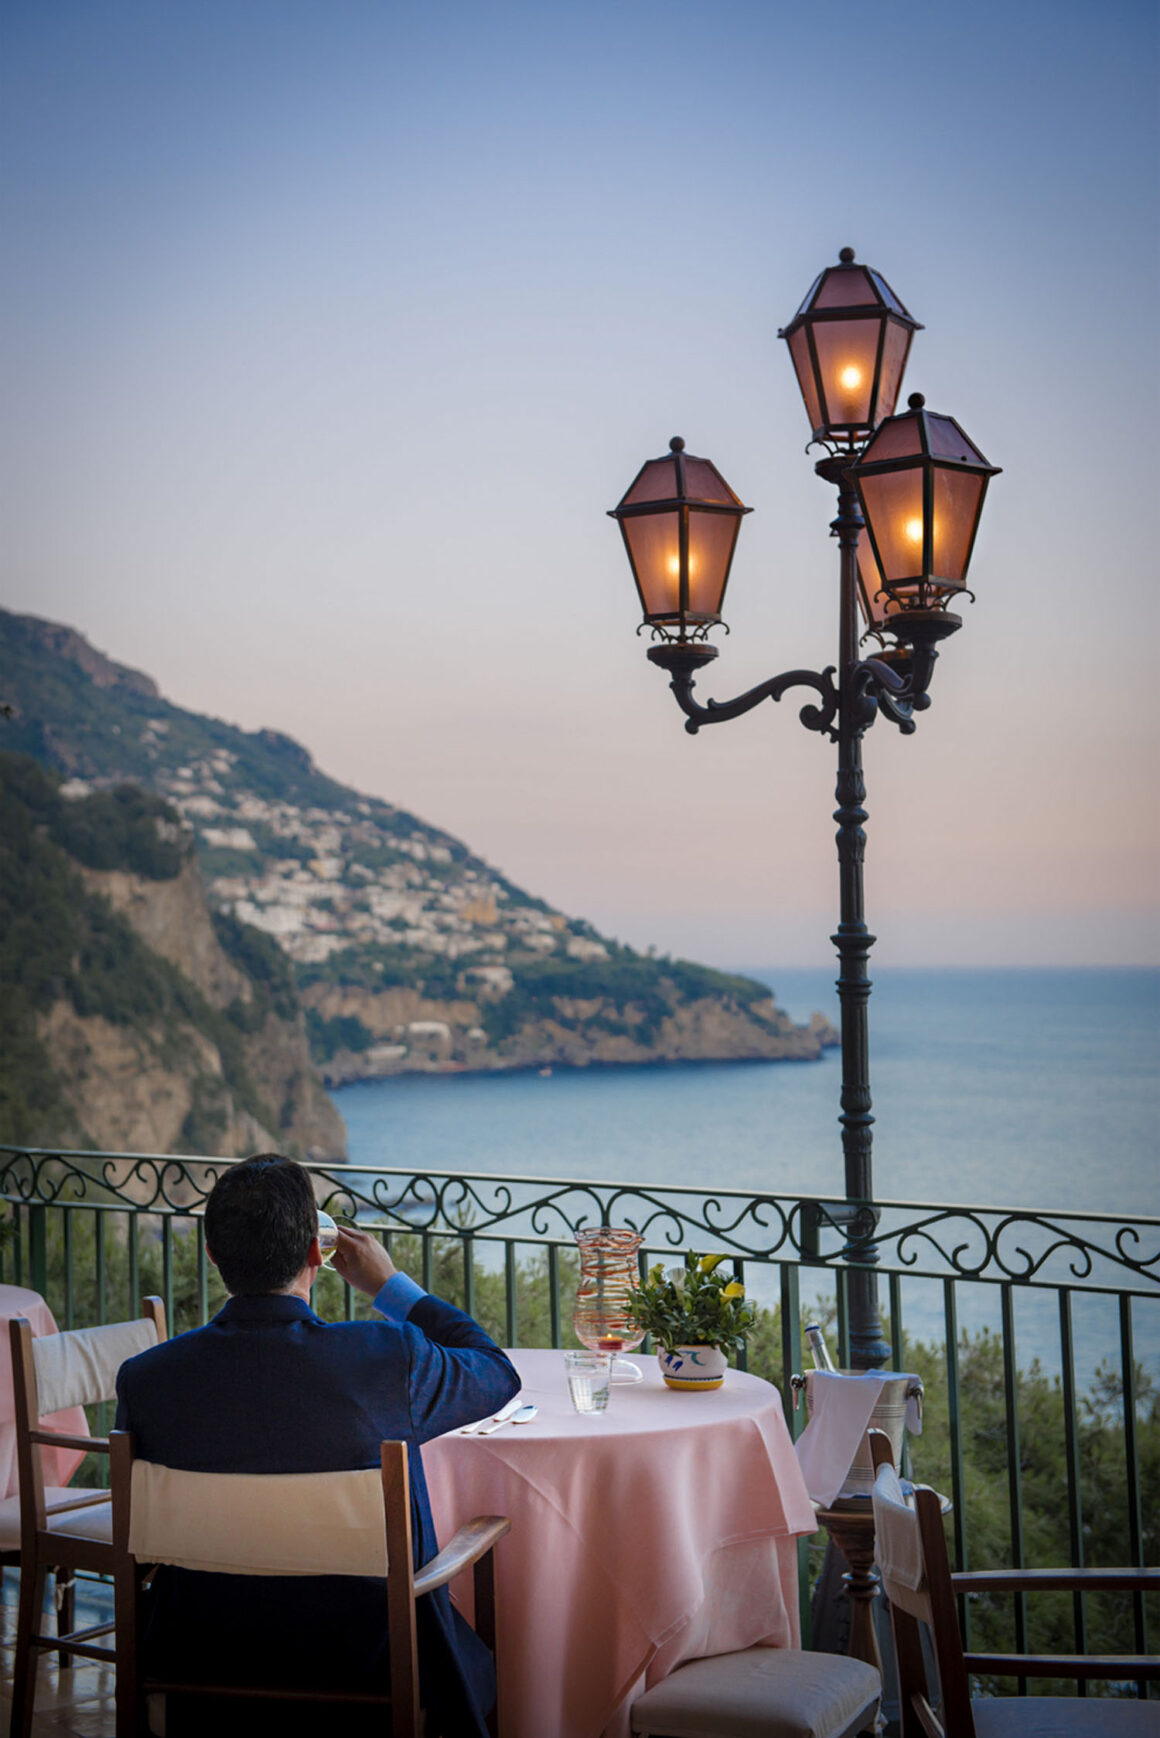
left=799, top=1369, right=923, bottom=1499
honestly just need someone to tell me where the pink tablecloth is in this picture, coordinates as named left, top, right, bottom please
left=423, top=1348, right=816, bottom=1738
left=0, top=1283, right=88, bottom=1497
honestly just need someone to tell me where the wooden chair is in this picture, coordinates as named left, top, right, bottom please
left=8, top=1299, right=167, bottom=1738
left=870, top=1441, right=1160, bottom=1736
left=109, top=1430, right=511, bottom=1738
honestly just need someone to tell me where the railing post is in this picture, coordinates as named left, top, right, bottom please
left=28, top=1203, right=48, bottom=1300
left=1000, top=1284, right=1028, bottom=1688
left=547, top=1244, right=562, bottom=1348
left=779, top=1261, right=801, bottom=1438
left=504, top=1241, right=518, bottom=1348
left=1058, top=1289, right=1088, bottom=1674
left=1119, top=1294, right=1149, bottom=1680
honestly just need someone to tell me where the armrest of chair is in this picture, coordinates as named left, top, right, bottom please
left=964, top=1651, right=1160, bottom=1681
left=954, top=1567, right=1160, bottom=1595
left=30, top=1431, right=110, bottom=1456
left=414, top=1516, right=511, bottom=1597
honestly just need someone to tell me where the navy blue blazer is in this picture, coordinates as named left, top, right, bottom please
left=115, top=1288, right=520, bottom=1738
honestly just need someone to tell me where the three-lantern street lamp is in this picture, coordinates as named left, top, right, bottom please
left=609, top=248, right=999, bottom=1370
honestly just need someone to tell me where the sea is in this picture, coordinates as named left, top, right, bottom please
left=333, top=967, right=1159, bottom=1384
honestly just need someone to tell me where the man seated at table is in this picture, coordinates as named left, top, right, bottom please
left=115, top=1152, right=520, bottom=1738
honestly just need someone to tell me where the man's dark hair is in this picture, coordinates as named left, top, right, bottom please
left=204, top=1153, right=318, bottom=1296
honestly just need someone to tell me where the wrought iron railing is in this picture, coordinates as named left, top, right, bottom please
left=2, top=1145, right=1156, bottom=1693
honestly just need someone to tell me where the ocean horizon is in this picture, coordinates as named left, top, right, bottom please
left=334, top=965, right=1158, bottom=1218
left=332, top=965, right=1158, bottom=1381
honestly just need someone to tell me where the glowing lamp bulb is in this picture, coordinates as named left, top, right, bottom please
left=839, top=365, right=863, bottom=391
left=904, top=517, right=924, bottom=546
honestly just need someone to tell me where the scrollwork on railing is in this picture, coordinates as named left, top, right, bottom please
left=0, top=1148, right=1156, bottom=1296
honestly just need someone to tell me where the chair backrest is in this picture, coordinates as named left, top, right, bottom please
left=110, top=1433, right=422, bottom=1737
left=126, top=1460, right=390, bottom=1577
left=31, top=1312, right=164, bottom=1415
left=10, top=1299, right=167, bottom=1532
left=872, top=1459, right=975, bottom=1738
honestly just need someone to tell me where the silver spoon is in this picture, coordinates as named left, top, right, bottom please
left=460, top=1396, right=523, bottom=1435
left=478, top=1403, right=538, bottom=1435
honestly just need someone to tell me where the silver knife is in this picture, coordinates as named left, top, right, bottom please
left=460, top=1396, right=522, bottom=1435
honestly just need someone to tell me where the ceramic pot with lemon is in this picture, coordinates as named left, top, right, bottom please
left=625, top=1254, right=754, bottom=1392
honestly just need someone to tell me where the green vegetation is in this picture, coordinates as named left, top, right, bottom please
left=51, top=783, right=188, bottom=878
left=626, top=1252, right=757, bottom=1352
left=213, top=912, right=299, bottom=1024
left=479, top=946, right=777, bottom=1049
left=305, top=1009, right=376, bottom=1062
left=298, top=943, right=465, bottom=1003
left=0, top=751, right=311, bottom=1152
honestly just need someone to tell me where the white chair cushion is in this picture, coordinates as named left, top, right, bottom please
left=973, top=1697, right=1160, bottom=1737
left=33, top=1317, right=160, bottom=1414
left=0, top=1488, right=92, bottom=1551
left=630, top=1647, right=881, bottom=1738
left=47, top=1498, right=113, bottom=1543
left=129, top=1461, right=387, bottom=1577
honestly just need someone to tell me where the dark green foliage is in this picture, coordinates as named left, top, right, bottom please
left=478, top=993, right=526, bottom=1045
left=626, top=1252, right=756, bottom=1352
left=298, top=943, right=466, bottom=1003
left=213, top=911, right=299, bottom=1023
left=0, top=999, right=71, bottom=1145
left=345, top=842, right=407, bottom=875
left=477, top=948, right=775, bottom=1050
left=305, top=1009, right=375, bottom=1062
left=660, top=958, right=770, bottom=1007
left=50, top=785, right=187, bottom=879
left=0, top=750, right=305, bottom=1150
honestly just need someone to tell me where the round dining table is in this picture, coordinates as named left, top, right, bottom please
left=423, top=1347, right=817, bottom=1738
left=0, top=1283, right=88, bottom=1498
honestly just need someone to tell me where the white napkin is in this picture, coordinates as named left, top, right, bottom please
left=794, top=1370, right=923, bottom=1507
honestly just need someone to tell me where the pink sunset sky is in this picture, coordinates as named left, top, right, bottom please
left=2, top=0, right=1156, bottom=970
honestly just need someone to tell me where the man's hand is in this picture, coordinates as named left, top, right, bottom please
left=331, top=1226, right=398, bottom=1298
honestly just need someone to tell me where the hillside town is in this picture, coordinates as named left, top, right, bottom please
left=66, top=733, right=609, bottom=978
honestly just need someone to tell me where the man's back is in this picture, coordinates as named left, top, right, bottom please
left=116, top=1285, right=520, bottom=1736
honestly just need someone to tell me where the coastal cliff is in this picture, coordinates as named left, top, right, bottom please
left=0, top=608, right=838, bottom=1128
left=305, top=979, right=836, bottom=1083
left=0, top=753, right=345, bottom=1158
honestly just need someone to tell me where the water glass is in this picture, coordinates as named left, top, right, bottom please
left=564, top=1350, right=612, bottom=1415
left=317, top=1209, right=339, bottom=1267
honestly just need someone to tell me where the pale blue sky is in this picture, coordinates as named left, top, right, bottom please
left=2, top=0, right=1157, bottom=967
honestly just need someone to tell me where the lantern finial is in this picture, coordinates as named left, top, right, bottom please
left=839, top=246, right=856, bottom=263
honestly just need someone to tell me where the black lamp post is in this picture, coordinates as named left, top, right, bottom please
left=609, top=249, right=999, bottom=1370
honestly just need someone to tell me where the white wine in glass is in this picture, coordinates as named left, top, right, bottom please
left=317, top=1209, right=339, bottom=1267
